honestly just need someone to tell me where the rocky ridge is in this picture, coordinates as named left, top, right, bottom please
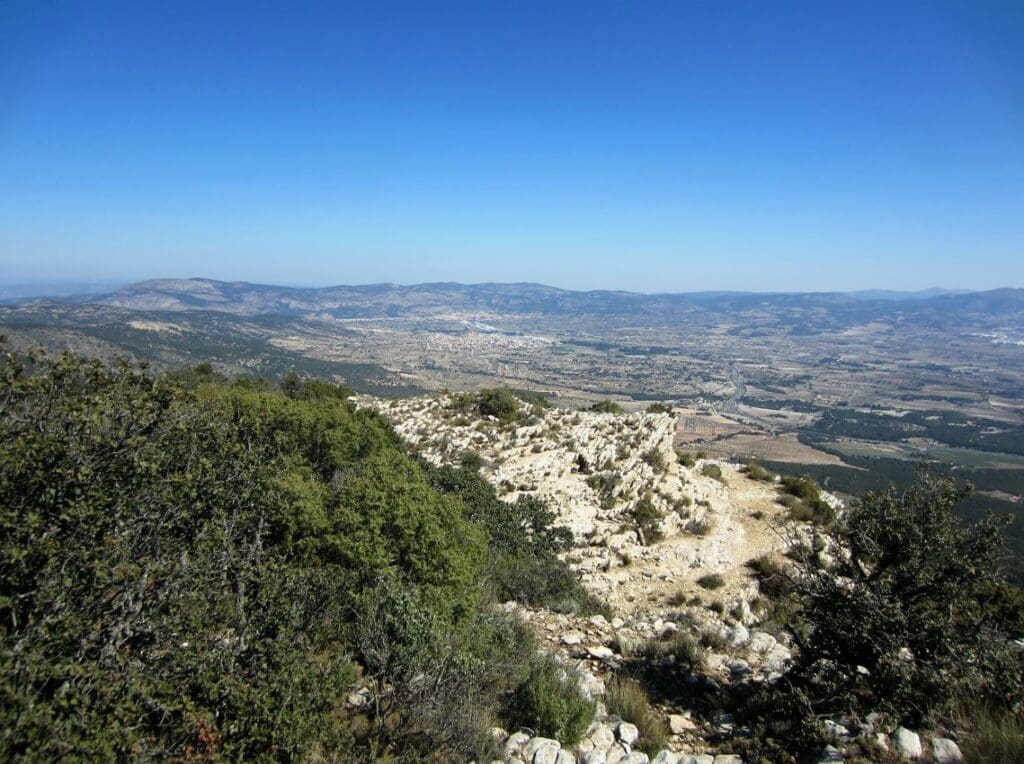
left=360, top=394, right=961, bottom=763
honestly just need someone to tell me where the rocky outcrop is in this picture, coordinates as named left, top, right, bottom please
left=357, top=394, right=871, bottom=763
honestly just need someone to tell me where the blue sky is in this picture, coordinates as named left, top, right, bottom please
left=2, top=1, right=1022, bottom=292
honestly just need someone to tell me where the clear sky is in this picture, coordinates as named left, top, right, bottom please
left=2, top=1, right=1022, bottom=292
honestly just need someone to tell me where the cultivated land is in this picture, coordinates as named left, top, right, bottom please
left=3, top=279, right=1023, bottom=560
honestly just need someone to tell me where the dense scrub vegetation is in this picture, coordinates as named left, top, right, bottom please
left=808, top=407, right=1024, bottom=455
left=0, top=347, right=595, bottom=760
left=740, top=475, right=1024, bottom=759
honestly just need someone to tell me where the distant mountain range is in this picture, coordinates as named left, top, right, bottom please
left=15, top=278, right=1015, bottom=323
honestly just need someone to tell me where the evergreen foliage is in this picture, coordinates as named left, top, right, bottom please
left=0, top=345, right=595, bottom=760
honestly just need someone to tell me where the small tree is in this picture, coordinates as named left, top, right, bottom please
left=780, top=475, right=1022, bottom=731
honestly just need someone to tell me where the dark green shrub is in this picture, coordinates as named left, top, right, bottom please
left=780, top=475, right=821, bottom=501
left=586, top=471, right=621, bottom=510
left=676, top=450, right=697, bottom=468
left=0, top=346, right=543, bottom=760
left=508, top=656, right=595, bottom=745
left=635, top=632, right=705, bottom=669
left=696, top=573, right=726, bottom=590
left=460, top=449, right=485, bottom=470
left=646, top=402, right=674, bottom=415
left=701, top=463, right=726, bottom=484
left=590, top=399, right=624, bottom=414
left=642, top=448, right=667, bottom=472
left=451, top=387, right=524, bottom=424
left=630, top=494, right=664, bottom=544
left=743, top=460, right=775, bottom=482
left=758, top=475, right=1024, bottom=751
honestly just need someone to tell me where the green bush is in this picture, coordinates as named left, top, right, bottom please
left=451, top=387, right=524, bottom=424
left=630, top=494, right=664, bottom=544
left=590, top=399, right=624, bottom=414
left=701, top=463, right=726, bottom=484
left=646, top=402, right=674, bottom=415
left=780, top=475, right=821, bottom=500
left=642, top=448, right=667, bottom=472
left=0, top=346, right=559, bottom=760
left=586, top=471, right=621, bottom=510
left=635, top=632, right=706, bottom=669
left=460, top=448, right=485, bottom=470
left=743, top=460, right=775, bottom=482
left=756, top=475, right=1024, bottom=752
left=676, top=450, right=697, bottom=468
left=696, top=573, right=726, bottom=590
left=422, top=464, right=607, bottom=616
left=508, top=656, right=595, bottom=745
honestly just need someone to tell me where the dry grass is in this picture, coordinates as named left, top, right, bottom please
left=957, top=704, right=1024, bottom=764
left=604, top=676, right=669, bottom=755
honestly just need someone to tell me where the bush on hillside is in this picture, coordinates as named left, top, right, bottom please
left=0, top=345, right=588, bottom=759
left=451, top=387, right=524, bottom=423
left=630, top=494, right=664, bottom=544
left=750, top=474, right=1024, bottom=753
left=507, top=655, right=595, bottom=745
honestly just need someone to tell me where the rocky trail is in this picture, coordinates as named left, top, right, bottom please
left=361, top=394, right=961, bottom=764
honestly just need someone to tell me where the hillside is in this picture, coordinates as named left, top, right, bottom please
left=86, top=279, right=1024, bottom=329
left=2, top=350, right=1021, bottom=762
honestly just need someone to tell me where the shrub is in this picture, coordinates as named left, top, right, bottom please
left=701, top=463, right=726, bottom=484
left=786, top=496, right=836, bottom=527
left=759, top=474, right=1024, bottom=751
left=646, top=402, right=674, bottom=415
left=743, top=460, right=775, bottom=482
left=605, top=676, right=669, bottom=754
left=508, top=656, right=595, bottom=745
left=642, top=448, right=667, bottom=472
left=0, top=346, right=556, bottom=760
left=630, top=495, right=664, bottom=544
left=676, top=450, right=697, bottom=468
left=586, top=471, right=621, bottom=510
left=746, top=554, right=793, bottom=600
left=699, top=629, right=729, bottom=651
left=460, top=448, right=485, bottom=470
left=590, top=400, right=624, bottom=414
left=635, top=632, right=705, bottom=669
left=451, top=387, right=523, bottom=423
left=957, top=703, right=1024, bottom=764
left=779, top=475, right=821, bottom=501
left=696, top=573, right=726, bottom=590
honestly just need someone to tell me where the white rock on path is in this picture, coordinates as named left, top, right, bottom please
left=669, top=714, right=695, bottom=734
left=505, top=731, right=532, bottom=757
left=930, top=737, right=963, bottom=763
left=893, top=727, right=923, bottom=759
left=616, top=721, right=640, bottom=746
left=650, top=752, right=678, bottom=764
left=526, top=737, right=561, bottom=764
left=586, top=724, right=617, bottom=753
left=555, top=749, right=578, bottom=764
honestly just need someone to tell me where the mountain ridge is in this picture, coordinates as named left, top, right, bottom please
left=40, top=277, right=1024, bottom=321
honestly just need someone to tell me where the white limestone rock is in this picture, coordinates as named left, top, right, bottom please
left=893, top=727, right=922, bottom=759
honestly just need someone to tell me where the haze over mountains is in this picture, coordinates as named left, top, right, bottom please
left=26, top=277, right=1021, bottom=326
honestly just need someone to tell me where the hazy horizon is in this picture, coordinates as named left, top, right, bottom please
left=0, top=274, right=1007, bottom=302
